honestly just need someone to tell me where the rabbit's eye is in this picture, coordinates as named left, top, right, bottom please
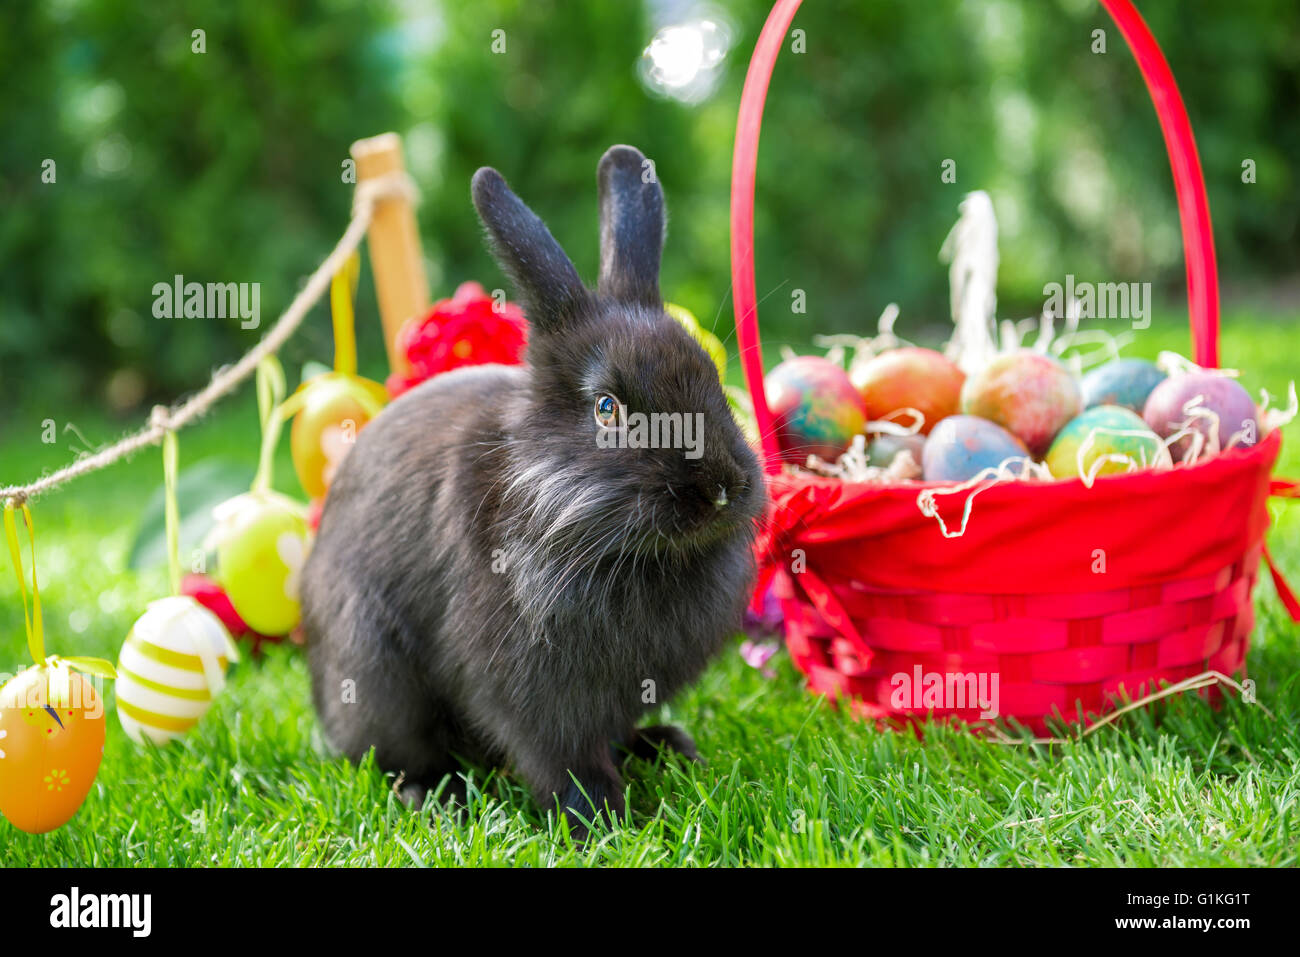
left=594, top=394, right=622, bottom=428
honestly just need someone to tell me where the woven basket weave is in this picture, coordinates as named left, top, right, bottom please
left=729, top=0, right=1296, bottom=733
left=777, top=544, right=1260, bottom=732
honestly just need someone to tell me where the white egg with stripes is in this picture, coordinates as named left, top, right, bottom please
left=116, top=595, right=240, bottom=745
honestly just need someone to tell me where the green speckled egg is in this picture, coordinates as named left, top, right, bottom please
left=1045, top=405, right=1162, bottom=479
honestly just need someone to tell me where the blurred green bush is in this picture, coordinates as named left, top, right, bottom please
left=1, top=0, right=1296, bottom=412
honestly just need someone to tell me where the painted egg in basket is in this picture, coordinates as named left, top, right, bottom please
left=922, top=414, right=1030, bottom=482
left=960, top=349, right=1082, bottom=456
left=864, top=432, right=926, bottom=469
left=852, top=346, right=965, bottom=435
left=764, top=355, right=866, bottom=463
left=1080, top=358, right=1166, bottom=413
left=1143, top=371, right=1259, bottom=460
left=1045, top=405, right=1163, bottom=480
left=0, top=665, right=106, bottom=834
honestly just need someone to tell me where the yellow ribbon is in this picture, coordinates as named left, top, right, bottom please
left=163, top=429, right=182, bottom=596
left=4, top=500, right=43, bottom=666
left=331, top=251, right=361, bottom=377
left=252, top=355, right=288, bottom=493
left=3, top=499, right=116, bottom=682
left=280, top=252, right=385, bottom=441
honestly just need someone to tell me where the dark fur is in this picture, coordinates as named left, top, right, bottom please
left=301, top=145, right=764, bottom=830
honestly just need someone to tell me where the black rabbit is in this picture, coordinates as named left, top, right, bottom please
left=301, top=145, right=764, bottom=830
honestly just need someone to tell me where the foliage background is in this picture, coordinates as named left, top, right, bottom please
left=1, top=0, right=1296, bottom=418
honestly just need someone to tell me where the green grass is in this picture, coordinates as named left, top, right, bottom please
left=2, top=311, right=1298, bottom=866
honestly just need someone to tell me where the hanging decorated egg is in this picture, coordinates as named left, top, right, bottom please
left=665, top=302, right=727, bottom=382
left=1143, top=371, right=1259, bottom=460
left=0, top=665, right=106, bottom=833
left=288, top=373, right=387, bottom=499
left=115, top=596, right=240, bottom=745
left=208, top=490, right=310, bottom=636
left=765, top=356, right=866, bottom=463
left=284, top=249, right=387, bottom=498
left=1080, top=358, right=1166, bottom=412
left=852, top=347, right=965, bottom=434
left=922, top=414, right=1030, bottom=482
left=1045, top=405, right=1163, bottom=480
left=960, top=349, right=1082, bottom=456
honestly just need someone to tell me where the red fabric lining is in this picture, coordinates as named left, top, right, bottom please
left=755, top=432, right=1281, bottom=598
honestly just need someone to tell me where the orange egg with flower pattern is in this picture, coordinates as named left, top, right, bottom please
left=0, top=666, right=106, bottom=834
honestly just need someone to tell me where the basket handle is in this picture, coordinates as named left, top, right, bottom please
left=730, top=0, right=1221, bottom=475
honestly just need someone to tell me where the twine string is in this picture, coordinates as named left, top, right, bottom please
left=331, top=251, right=362, bottom=377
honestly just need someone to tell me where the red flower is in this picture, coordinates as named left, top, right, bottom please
left=387, top=281, right=529, bottom=397
left=306, top=497, right=325, bottom=533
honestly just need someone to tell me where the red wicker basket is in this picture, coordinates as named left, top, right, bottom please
left=730, top=0, right=1299, bottom=733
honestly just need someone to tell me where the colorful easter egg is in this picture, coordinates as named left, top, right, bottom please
left=0, top=665, right=106, bottom=833
left=864, top=432, right=926, bottom=469
left=209, top=490, right=310, bottom=636
left=666, top=302, right=727, bottom=381
left=116, top=596, right=240, bottom=745
left=960, top=350, right=1082, bottom=456
left=1143, top=372, right=1259, bottom=460
left=289, top=373, right=387, bottom=499
left=764, top=356, right=867, bottom=463
left=1080, top=358, right=1166, bottom=412
left=922, top=414, right=1030, bottom=482
left=1045, top=405, right=1162, bottom=480
left=852, top=347, right=965, bottom=434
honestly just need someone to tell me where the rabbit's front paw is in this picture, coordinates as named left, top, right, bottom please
left=552, top=760, right=626, bottom=838
left=395, top=771, right=468, bottom=819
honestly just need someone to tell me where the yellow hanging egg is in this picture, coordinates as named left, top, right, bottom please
left=0, top=665, right=106, bottom=833
left=289, top=373, right=387, bottom=499
left=115, top=596, right=239, bottom=745
left=209, top=490, right=310, bottom=636
left=665, top=302, right=727, bottom=381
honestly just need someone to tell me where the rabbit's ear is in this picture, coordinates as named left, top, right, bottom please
left=472, top=167, right=590, bottom=331
left=596, top=145, right=664, bottom=307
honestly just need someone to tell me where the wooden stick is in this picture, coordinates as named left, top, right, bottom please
left=351, top=133, right=430, bottom=374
